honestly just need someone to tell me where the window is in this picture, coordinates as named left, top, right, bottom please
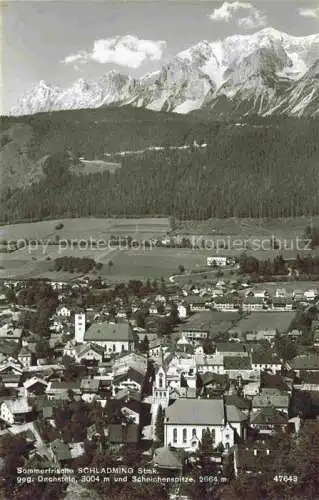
left=159, top=373, right=163, bottom=388
left=183, top=428, right=187, bottom=443
left=192, top=428, right=197, bottom=438
left=122, top=344, right=125, bottom=351
left=113, top=344, right=116, bottom=352
left=173, top=428, right=177, bottom=443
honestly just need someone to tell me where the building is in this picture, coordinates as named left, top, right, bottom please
left=214, top=297, right=241, bottom=312
left=164, top=398, right=233, bottom=451
left=82, top=321, right=134, bottom=354
left=56, top=306, right=71, bottom=318
left=215, top=343, right=249, bottom=358
left=242, top=297, right=265, bottom=312
left=152, top=366, right=170, bottom=409
left=17, top=346, right=32, bottom=368
left=251, top=352, right=282, bottom=374
left=207, top=256, right=229, bottom=267
left=0, top=398, right=33, bottom=424
left=74, top=313, right=86, bottom=343
left=183, top=296, right=210, bottom=313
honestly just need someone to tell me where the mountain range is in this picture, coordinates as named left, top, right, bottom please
left=11, top=28, right=319, bottom=118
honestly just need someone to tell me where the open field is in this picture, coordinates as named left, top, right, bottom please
left=1, top=216, right=319, bottom=282
left=229, top=312, right=295, bottom=336
left=0, top=247, right=213, bottom=281
left=178, top=216, right=319, bottom=238
left=0, top=218, right=171, bottom=242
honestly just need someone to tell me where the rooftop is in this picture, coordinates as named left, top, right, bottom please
left=84, top=321, right=133, bottom=342
left=165, top=398, right=224, bottom=426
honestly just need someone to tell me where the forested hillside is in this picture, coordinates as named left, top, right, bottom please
left=1, top=107, right=319, bottom=221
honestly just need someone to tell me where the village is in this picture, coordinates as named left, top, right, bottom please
left=0, top=253, right=319, bottom=499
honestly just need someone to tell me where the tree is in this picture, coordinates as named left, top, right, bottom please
left=35, top=338, right=51, bottom=359
left=154, top=405, right=164, bottom=445
left=139, top=334, right=149, bottom=354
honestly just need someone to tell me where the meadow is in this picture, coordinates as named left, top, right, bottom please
left=0, top=216, right=318, bottom=282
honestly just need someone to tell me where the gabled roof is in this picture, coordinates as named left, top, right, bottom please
left=165, top=398, right=224, bottom=426
left=113, top=367, right=145, bottom=386
left=289, top=354, right=319, bottom=370
left=75, top=343, right=104, bottom=357
left=108, top=423, right=139, bottom=444
left=251, top=351, right=281, bottom=365
left=84, top=321, right=133, bottom=342
left=251, top=406, right=289, bottom=425
left=252, top=392, right=290, bottom=409
left=152, top=446, right=184, bottom=469
left=226, top=404, right=248, bottom=423
left=225, top=395, right=251, bottom=411
left=224, top=356, right=252, bottom=370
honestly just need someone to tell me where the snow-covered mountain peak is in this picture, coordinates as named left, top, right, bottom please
left=10, top=28, right=319, bottom=118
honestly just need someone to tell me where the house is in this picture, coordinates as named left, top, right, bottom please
left=288, top=354, right=319, bottom=376
left=23, top=377, right=48, bottom=397
left=225, top=404, right=248, bottom=440
left=164, top=398, right=233, bottom=451
left=108, top=422, right=139, bottom=445
left=251, top=352, right=282, bottom=374
left=74, top=343, right=104, bottom=363
left=250, top=406, right=290, bottom=435
left=107, top=397, right=148, bottom=427
left=246, top=329, right=277, bottom=343
left=0, top=398, right=34, bottom=424
left=113, top=367, right=145, bottom=394
left=314, top=330, right=319, bottom=348
left=207, top=256, right=229, bottom=267
left=275, top=288, right=287, bottom=298
left=50, top=439, right=72, bottom=463
left=224, top=395, right=251, bottom=417
left=1, top=374, right=21, bottom=388
left=80, top=378, right=101, bottom=403
left=243, top=381, right=260, bottom=398
left=223, top=356, right=255, bottom=381
left=56, top=306, right=71, bottom=318
left=0, top=325, right=23, bottom=343
left=215, top=343, right=249, bottom=358
left=149, top=340, right=169, bottom=360
left=46, top=381, right=82, bottom=401
left=17, top=347, right=33, bottom=368
left=251, top=392, right=290, bottom=414
left=242, top=297, right=265, bottom=312
left=177, top=304, right=189, bottom=320
left=152, top=446, right=185, bottom=472
left=214, top=297, right=241, bottom=312
left=293, top=289, right=305, bottom=300
left=234, top=441, right=280, bottom=477
left=176, top=335, right=192, bottom=353
left=183, top=296, right=210, bottom=313
left=194, top=353, right=224, bottom=375
left=304, top=289, right=318, bottom=301
left=271, top=298, right=293, bottom=311
left=80, top=321, right=135, bottom=354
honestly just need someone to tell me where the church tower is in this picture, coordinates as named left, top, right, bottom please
left=152, top=353, right=169, bottom=409
left=74, top=312, right=86, bottom=343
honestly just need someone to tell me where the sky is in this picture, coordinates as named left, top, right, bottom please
left=1, top=0, right=319, bottom=113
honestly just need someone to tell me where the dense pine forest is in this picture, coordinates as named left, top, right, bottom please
left=1, top=107, right=319, bottom=222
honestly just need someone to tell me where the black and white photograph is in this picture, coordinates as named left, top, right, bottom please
left=1, top=0, right=319, bottom=498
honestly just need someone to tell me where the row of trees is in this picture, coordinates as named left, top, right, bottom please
left=54, top=256, right=102, bottom=273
